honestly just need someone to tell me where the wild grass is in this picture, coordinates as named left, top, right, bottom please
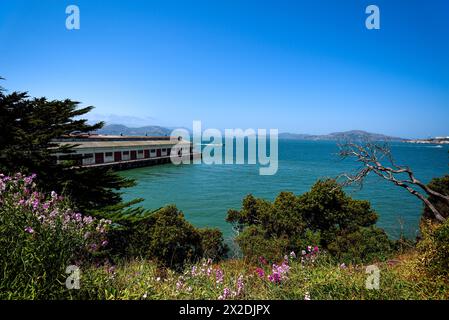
left=74, top=251, right=448, bottom=300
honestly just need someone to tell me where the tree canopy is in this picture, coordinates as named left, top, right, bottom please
left=227, top=179, right=392, bottom=263
left=0, top=82, right=134, bottom=213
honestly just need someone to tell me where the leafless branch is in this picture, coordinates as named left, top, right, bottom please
left=337, top=141, right=448, bottom=222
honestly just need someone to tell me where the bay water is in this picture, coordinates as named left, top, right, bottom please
left=120, top=140, right=449, bottom=241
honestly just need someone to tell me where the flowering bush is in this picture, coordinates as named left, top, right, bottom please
left=168, top=258, right=246, bottom=300
left=0, top=173, right=111, bottom=299
left=301, top=245, right=319, bottom=264
left=252, top=247, right=318, bottom=286
left=268, top=260, right=290, bottom=284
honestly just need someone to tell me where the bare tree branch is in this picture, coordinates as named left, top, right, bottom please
left=337, top=141, right=448, bottom=222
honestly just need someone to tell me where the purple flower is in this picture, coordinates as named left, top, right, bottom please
left=255, top=267, right=265, bottom=278
left=83, top=216, right=93, bottom=224
left=101, top=240, right=109, bottom=247
left=206, top=267, right=212, bottom=277
left=267, top=261, right=290, bottom=284
left=32, top=198, right=39, bottom=210
left=176, top=276, right=184, bottom=291
left=268, top=273, right=281, bottom=283
left=218, top=288, right=231, bottom=300
left=259, top=256, right=268, bottom=265
left=24, top=226, right=34, bottom=234
left=236, top=275, right=244, bottom=296
left=24, top=174, right=36, bottom=185
left=215, top=268, right=224, bottom=284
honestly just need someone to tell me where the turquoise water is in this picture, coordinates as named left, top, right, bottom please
left=120, top=140, right=448, bottom=240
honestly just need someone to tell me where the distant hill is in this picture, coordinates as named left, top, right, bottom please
left=279, top=130, right=406, bottom=141
left=96, top=125, right=406, bottom=141
left=95, top=124, right=171, bottom=136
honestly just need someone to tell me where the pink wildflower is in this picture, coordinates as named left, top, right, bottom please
left=24, top=226, right=34, bottom=234
left=255, top=267, right=265, bottom=278
left=215, top=268, right=224, bottom=284
left=218, top=287, right=231, bottom=300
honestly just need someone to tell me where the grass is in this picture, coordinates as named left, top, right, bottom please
left=72, top=250, right=449, bottom=300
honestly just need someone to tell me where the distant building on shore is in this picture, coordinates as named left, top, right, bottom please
left=53, top=134, right=195, bottom=170
left=407, top=136, right=449, bottom=145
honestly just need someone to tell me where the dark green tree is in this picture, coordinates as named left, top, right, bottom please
left=108, top=205, right=228, bottom=269
left=227, top=179, right=392, bottom=263
left=423, top=175, right=449, bottom=221
left=0, top=81, right=135, bottom=213
left=298, top=179, right=378, bottom=246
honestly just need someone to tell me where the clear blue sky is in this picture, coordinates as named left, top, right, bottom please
left=1, top=0, right=448, bottom=138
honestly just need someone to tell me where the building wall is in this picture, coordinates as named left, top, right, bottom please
left=64, top=144, right=187, bottom=166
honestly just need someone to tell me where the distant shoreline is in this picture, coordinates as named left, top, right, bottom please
left=406, top=138, right=449, bottom=145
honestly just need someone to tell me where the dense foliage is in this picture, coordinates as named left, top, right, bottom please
left=109, top=205, right=228, bottom=270
left=423, top=174, right=449, bottom=221
left=0, top=173, right=111, bottom=299
left=0, top=86, right=134, bottom=213
left=418, top=219, right=449, bottom=278
left=227, top=179, right=393, bottom=264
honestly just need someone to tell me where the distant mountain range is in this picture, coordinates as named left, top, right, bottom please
left=96, top=125, right=406, bottom=141
left=279, top=130, right=406, bottom=141
left=95, top=124, right=171, bottom=136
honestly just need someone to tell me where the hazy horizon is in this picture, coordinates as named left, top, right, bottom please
left=92, top=119, right=432, bottom=140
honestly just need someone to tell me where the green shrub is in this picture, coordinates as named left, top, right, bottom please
left=423, top=175, right=449, bottom=221
left=227, top=179, right=392, bottom=264
left=0, top=173, right=111, bottom=299
left=198, top=228, right=229, bottom=261
left=298, top=179, right=378, bottom=245
left=235, top=225, right=289, bottom=263
left=327, top=226, right=393, bottom=264
left=418, top=219, right=449, bottom=277
left=108, top=205, right=228, bottom=270
left=147, top=206, right=203, bottom=270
